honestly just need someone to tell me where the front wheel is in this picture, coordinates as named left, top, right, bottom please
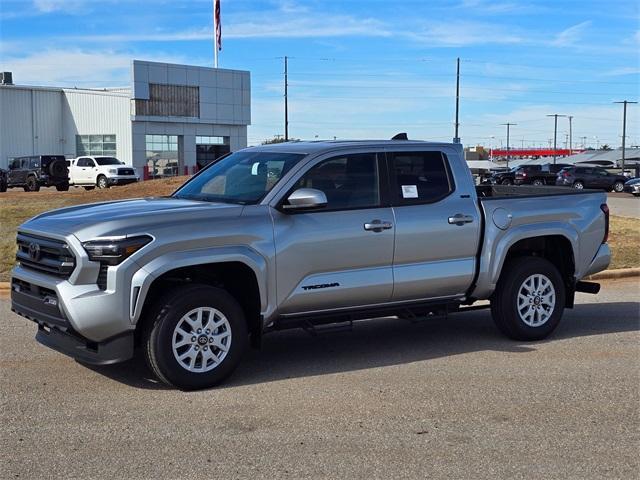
left=491, top=257, right=565, bottom=341
left=532, top=179, right=544, bottom=186
left=96, top=175, right=109, bottom=189
left=573, top=181, right=584, bottom=190
left=142, top=285, right=248, bottom=390
left=612, top=181, right=624, bottom=192
left=24, top=176, right=40, bottom=192
left=501, top=179, right=513, bottom=186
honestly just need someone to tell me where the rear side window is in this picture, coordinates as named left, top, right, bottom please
left=29, top=157, right=40, bottom=168
left=389, top=151, right=453, bottom=205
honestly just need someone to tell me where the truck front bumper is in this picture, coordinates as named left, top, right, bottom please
left=11, top=280, right=134, bottom=365
left=108, top=175, right=139, bottom=186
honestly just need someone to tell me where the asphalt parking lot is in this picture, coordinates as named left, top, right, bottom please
left=1, top=279, right=638, bottom=479
left=607, top=192, right=640, bottom=219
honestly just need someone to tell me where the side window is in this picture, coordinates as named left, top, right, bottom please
left=9, top=159, right=20, bottom=169
left=294, top=153, right=380, bottom=210
left=389, top=151, right=453, bottom=205
left=30, top=157, right=40, bottom=169
left=21, top=158, right=30, bottom=169
left=77, top=158, right=90, bottom=167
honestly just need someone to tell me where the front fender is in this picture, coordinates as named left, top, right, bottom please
left=130, top=246, right=269, bottom=323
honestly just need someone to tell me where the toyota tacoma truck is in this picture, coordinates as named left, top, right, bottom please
left=11, top=140, right=611, bottom=390
left=68, top=156, right=139, bottom=190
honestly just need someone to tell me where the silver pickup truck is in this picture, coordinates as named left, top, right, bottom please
left=11, top=140, right=611, bottom=389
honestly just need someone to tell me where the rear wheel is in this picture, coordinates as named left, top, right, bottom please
left=613, top=181, right=624, bottom=192
left=572, top=181, right=584, bottom=190
left=83, top=186, right=95, bottom=191
left=142, top=285, right=248, bottom=390
left=55, top=183, right=69, bottom=191
left=501, top=178, right=513, bottom=186
left=24, top=176, right=40, bottom=192
left=491, top=257, right=565, bottom=341
left=96, top=175, right=109, bottom=189
left=0, top=180, right=6, bottom=193
left=532, top=178, right=544, bottom=186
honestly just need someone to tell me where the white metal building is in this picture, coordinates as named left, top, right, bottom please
left=0, top=60, right=251, bottom=178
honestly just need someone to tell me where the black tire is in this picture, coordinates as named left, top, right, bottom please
left=572, top=181, right=584, bottom=190
left=55, top=183, right=69, bottom=191
left=491, top=257, right=565, bottom=341
left=83, top=186, right=95, bottom=191
left=612, top=181, right=624, bottom=193
left=96, top=175, right=109, bottom=189
left=0, top=181, right=6, bottom=193
left=532, top=179, right=544, bottom=186
left=501, top=178, right=513, bottom=185
left=25, top=176, right=40, bottom=192
left=142, top=284, right=248, bottom=390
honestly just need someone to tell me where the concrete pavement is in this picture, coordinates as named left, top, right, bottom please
left=1, top=279, right=639, bottom=479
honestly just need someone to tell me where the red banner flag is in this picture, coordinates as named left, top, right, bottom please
left=215, top=0, right=221, bottom=52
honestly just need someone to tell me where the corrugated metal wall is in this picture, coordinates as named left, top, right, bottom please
left=63, top=89, right=132, bottom=164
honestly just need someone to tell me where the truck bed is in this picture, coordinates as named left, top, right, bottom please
left=476, top=184, right=602, bottom=199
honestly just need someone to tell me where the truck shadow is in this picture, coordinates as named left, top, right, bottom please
left=86, top=301, right=640, bottom=390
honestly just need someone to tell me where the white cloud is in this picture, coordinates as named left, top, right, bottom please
left=551, top=21, right=592, bottom=47
left=33, top=0, right=85, bottom=13
left=407, top=21, right=523, bottom=47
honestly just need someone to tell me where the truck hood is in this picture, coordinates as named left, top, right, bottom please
left=20, top=197, right=245, bottom=242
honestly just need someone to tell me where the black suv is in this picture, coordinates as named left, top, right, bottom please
left=7, top=155, right=70, bottom=192
left=0, top=167, right=7, bottom=192
left=555, top=166, right=627, bottom=192
left=514, top=163, right=571, bottom=186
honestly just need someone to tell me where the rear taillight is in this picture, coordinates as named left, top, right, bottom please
left=522, top=172, right=527, bottom=177
left=600, top=204, right=609, bottom=244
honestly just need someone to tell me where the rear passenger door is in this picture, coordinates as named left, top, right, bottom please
left=387, top=150, right=481, bottom=301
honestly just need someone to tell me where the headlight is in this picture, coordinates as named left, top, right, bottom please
left=82, top=235, right=152, bottom=265
left=108, top=169, right=118, bottom=174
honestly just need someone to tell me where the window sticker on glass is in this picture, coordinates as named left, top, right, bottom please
left=401, top=185, right=418, bottom=198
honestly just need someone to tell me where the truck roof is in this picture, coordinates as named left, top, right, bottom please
left=247, top=139, right=460, bottom=155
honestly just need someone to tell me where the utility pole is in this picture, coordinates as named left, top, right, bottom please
left=454, top=57, right=460, bottom=143
left=568, top=115, right=573, bottom=154
left=547, top=114, right=566, bottom=164
left=284, top=56, right=289, bottom=141
left=614, top=100, right=638, bottom=174
left=500, top=123, right=516, bottom=168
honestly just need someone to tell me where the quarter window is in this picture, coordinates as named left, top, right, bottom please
left=294, top=153, right=380, bottom=210
left=389, top=151, right=453, bottom=204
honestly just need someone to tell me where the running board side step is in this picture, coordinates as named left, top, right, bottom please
left=575, top=281, right=600, bottom=294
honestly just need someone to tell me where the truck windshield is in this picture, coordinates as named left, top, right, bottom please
left=95, top=157, right=123, bottom=165
left=173, top=151, right=306, bottom=204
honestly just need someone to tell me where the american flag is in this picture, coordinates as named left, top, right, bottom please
left=215, top=0, right=222, bottom=51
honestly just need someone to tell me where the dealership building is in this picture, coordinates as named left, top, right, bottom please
left=0, top=60, right=251, bottom=177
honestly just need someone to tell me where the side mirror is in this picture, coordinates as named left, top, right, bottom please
left=282, top=188, right=327, bottom=211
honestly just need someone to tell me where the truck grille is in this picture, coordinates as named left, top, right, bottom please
left=16, top=233, right=76, bottom=278
left=118, top=168, right=135, bottom=176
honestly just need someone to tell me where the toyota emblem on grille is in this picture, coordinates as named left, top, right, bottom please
left=28, top=242, right=41, bottom=261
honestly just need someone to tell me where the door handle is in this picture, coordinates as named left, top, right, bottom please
left=448, top=214, right=474, bottom=225
left=364, top=220, right=393, bottom=232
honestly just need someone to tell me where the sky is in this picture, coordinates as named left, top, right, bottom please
left=1, top=0, right=639, bottom=148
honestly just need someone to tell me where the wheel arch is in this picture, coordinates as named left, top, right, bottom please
left=131, top=248, right=268, bottom=347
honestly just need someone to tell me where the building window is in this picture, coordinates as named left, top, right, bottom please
left=134, top=84, right=199, bottom=117
left=76, top=134, right=117, bottom=156
left=146, top=134, right=179, bottom=178
left=196, top=136, right=230, bottom=168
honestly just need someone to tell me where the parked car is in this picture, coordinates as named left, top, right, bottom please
left=11, top=140, right=611, bottom=390
left=68, top=156, right=139, bottom=189
left=6, top=155, right=69, bottom=192
left=555, top=166, right=627, bottom=192
left=0, top=167, right=7, bottom=192
left=623, top=178, right=640, bottom=196
left=515, top=163, right=571, bottom=186
left=488, top=166, right=519, bottom=185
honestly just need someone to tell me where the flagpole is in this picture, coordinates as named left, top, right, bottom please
left=213, top=0, right=219, bottom=68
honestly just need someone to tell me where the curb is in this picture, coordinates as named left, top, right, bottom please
left=586, top=267, right=640, bottom=281
left=1, top=268, right=638, bottom=292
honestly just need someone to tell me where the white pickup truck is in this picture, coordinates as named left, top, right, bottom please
left=68, top=156, right=139, bottom=189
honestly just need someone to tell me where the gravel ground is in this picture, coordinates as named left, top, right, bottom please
left=1, top=279, right=639, bottom=479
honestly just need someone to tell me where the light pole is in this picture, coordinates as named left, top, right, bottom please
left=501, top=123, right=517, bottom=168
left=547, top=114, right=567, bottom=164
left=614, top=100, right=638, bottom=174
left=568, top=115, right=573, bottom=155
left=581, top=136, right=587, bottom=149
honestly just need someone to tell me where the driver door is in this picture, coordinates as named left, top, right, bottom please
left=272, top=152, right=395, bottom=315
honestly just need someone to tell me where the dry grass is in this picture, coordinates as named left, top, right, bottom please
left=1, top=181, right=638, bottom=281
